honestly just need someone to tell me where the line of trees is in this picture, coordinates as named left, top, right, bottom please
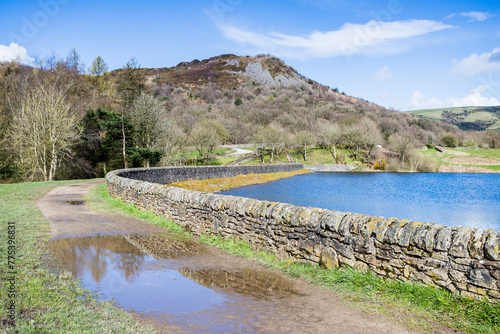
left=1, top=50, right=499, bottom=182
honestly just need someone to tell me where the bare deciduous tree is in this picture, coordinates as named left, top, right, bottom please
left=190, top=123, right=221, bottom=161
left=341, top=117, right=382, bottom=160
left=294, top=130, right=316, bottom=161
left=389, top=132, right=416, bottom=163
left=10, top=81, right=79, bottom=181
left=317, top=121, right=342, bottom=162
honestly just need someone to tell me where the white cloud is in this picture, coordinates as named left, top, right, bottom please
left=445, top=11, right=495, bottom=22
left=408, top=85, right=500, bottom=110
left=373, top=66, right=393, bottom=83
left=0, top=43, right=32, bottom=63
left=449, top=47, right=500, bottom=77
left=217, top=19, right=453, bottom=59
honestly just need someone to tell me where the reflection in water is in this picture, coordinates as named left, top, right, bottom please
left=48, top=235, right=145, bottom=283
left=63, top=200, right=85, bottom=205
left=48, top=233, right=297, bottom=322
left=179, top=268, right=298, bottom=300
left=124, top=233, right=203, bottom=259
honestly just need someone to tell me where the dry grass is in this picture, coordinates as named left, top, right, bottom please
left=438, top=165, right=500, bottom=173
left=167, top=169, right=310, bottom=192
left=444, top=157, right=500, bottom=165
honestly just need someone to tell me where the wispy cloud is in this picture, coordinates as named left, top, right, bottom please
left=373, top=66, right=393, bottom=83
left=216, top=19, right=453, bottom=59
left=0, top=43, right=32, bottom=64
left=449, top=47, right=500, bottom=77
left=445, top=11, right=495, bottom=22
left=408, top=85, right=500, bottom=109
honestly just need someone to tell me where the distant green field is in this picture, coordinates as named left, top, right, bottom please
left=408, top=105, right=500, bottom=131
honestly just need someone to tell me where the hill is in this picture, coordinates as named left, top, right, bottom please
left=108, top=53, right=381, bottom=110
left=408, top=106, right=500, bottom=131
left=4, top=52, right=499, bottom=181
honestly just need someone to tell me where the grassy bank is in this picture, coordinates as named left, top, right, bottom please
left=0, top=180, right=155, bottom=334
left=90, top=182, right=500, bottom=334
left=421, top=148, right=500, bottom=172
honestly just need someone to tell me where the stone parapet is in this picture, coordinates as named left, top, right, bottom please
left=106, top=166, right=500, bottom=301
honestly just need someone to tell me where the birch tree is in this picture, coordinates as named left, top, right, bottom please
left=10, top=82, right=79, bottom=181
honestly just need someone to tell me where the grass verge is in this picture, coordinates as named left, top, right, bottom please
left=90, top=182, right=500, bottom=334
left=0, top=180, right=156, bottom=334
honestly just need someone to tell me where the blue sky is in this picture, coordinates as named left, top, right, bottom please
left=1, top=0, right=499, bottom=111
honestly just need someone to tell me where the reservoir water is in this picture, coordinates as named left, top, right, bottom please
left=223, top=173, right=500, bottom=231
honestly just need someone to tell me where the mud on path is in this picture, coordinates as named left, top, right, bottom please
left=37, top=181, right=425, bottom=334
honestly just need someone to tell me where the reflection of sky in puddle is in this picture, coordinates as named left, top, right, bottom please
left=82, top=253, right=228, bottom=314
left=49, top=236, right=229, bottom=315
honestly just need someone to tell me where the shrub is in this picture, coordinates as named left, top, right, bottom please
left=441, top=134, right=457, bottom=148
left=385, top=158, right=402, bottom=172
left=374, top=160, right=386, bottom=170
left=234, top=97, right=242, bottom=105
left=417, top=156, right=436, bottom=172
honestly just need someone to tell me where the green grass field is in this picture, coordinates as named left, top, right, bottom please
left=421, top=148, right=500, bottom=171
left=408, top=106, right=500, bottom=130
left=0, top=180, right=155, bottom=334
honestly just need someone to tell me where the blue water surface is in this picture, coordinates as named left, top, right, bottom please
left=223, top=173, right=500, bottom=231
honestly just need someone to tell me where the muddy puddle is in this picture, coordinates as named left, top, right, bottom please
left=63, top=200, right=85, bottom=205
left=48, top=233, right=298, bottom=332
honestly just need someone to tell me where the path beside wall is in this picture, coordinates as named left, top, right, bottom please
left=107, top=166, right=500, bottom=301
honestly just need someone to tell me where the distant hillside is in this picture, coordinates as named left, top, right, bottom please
left=108, top=54, right=384, bottom=112
left=409, top=106, right=500, bottom=131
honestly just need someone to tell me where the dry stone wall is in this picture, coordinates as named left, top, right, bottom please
left=107, top=166, right=500, bottom=301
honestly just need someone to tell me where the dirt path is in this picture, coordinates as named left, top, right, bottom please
left=37, top=181, right=426, bottom=334
left=226, top=148, right=253, bottom=156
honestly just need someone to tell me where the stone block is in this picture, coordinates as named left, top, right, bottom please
left=321, top=211, right=345, bottom=233
left=331, top=238, right=354, bottom=259
left=383, top=219, right=406, bottom=245
left=467, top=285, right=487, bottom=296
left=449, top=227, right=473, bottom=258
left=398, top=221, right=422, bottom=247
left=468, top=229, right=488, bottom=260
left=426, top=267, right=449, bottom=282
left=373, top=219, right=390, bottom=243
left=410, top=223, right=431, bottom=249
left=422, top=223, right=444, bottom=252
left=352, top=236, right=375, bottom=255
left=467, top=269, right=497, bottom=289
left=353, top=261, right=369, bottom=272
left=434, top=227, right=453, bottom=251
left=449, top=269, right=467, bottom=283
left=485, top=231, right=500, bottom=261
left=320, top=248, right=339, bottom=269
left=306, top=209, right=323, bottom=229
left=338, top=213, right=356, bottom=237
left=359, top=217, right=383, bottom=238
